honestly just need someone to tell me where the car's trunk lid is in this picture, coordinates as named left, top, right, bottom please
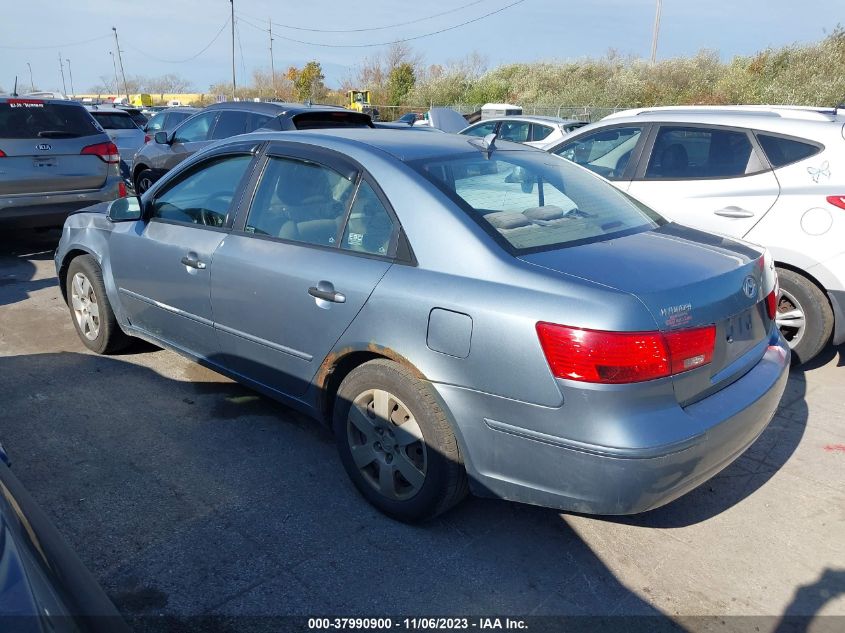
left=520, top=223, right=775, bottom=403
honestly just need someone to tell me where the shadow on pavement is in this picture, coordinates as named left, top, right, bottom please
left=0, top=228, right=61, bottom=307
left=0, top=351, right=684, bottom=631
left=772, top=568, right=845, bottom=633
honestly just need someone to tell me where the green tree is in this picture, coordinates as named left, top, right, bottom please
left=294, top=61, right=326, bottom=101
left=387, top=62, right=415, bottom=105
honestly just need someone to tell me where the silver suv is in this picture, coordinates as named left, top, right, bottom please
left=0, top=96, right=123, bottom=228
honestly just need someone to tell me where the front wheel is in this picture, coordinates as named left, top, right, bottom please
left=66, top=255, right=130, bottom=355
left=333, top=359, right=468, bottom=522
left=775, top=267, right=833, bottom=365
left=134, top=168, right=156, bottom=194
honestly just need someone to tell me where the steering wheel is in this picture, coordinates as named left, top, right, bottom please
left=200, top=192, right=234, bottom=227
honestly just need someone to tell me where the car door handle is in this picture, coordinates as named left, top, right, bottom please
left=308, top=286, right=346, bottom=303
left=180, top=255, right=206, bottom=270
left=714, top=206, right=755, bottom=218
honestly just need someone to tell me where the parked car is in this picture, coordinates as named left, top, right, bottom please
left=395, top=112, right=424, bottom=125
left=460, top=115, right=588, bottom=149
left=549, top=105, right=845, bottom=363
left=114, top=105, right=148, bottom=127
left=0, top=96, right=122, bottom=228
left=56, top=130, right=788, bottom=522
left=85, top=105, right=146, bottom=174
left=142, top=106, right=199, bottom=139
left=0, top=453, right=131, bottom=632
left=130, top=101, right=373, bottom=193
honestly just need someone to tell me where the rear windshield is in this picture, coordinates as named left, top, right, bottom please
left=0, top=101, right=100, bottom=139
left=411, top=149, right=665, bottom=253
left=292, top=111, right=372, bottom=130
left=91, top=112, right=138, bottom=130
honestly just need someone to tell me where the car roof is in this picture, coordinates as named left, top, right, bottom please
left=470, top=115, right=583, bottom=126
left=201, top=101, right=350, bottom=116
left=0, top=96, right=81, bottom=106
left=236, top=128, right=539, bottom=162
left=603, top=105, right=845, bottom=124
left=85, top=105, right=132, bottom=115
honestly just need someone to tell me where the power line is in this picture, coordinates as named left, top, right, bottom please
left=236, top=0, right=526, bottom=48
left=0, top=34, right=111, bottom=50
left=237, top=0, right=484, bottom=34
left=123, top=17, right=230, bottom=64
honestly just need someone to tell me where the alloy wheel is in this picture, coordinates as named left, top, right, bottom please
left=70, top=272, right=100, bottom=341
left=776, top=288, right=806, bottom=349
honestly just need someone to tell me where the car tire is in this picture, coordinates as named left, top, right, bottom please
left=776, top=267, right=833, bottom=365
left=66, top=255, right=130, bottom=355
left=333, top=359, right=469, bottom=522
left=134, top=168, right=156, bottom=194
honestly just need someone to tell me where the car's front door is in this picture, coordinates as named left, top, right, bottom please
left=626, top=124, right=780, bottom=237
left=163, top=111, right=219, bottom=170
left=109, top=151, right=256, bottom=358
left=210, top=147, right=399, bottom=398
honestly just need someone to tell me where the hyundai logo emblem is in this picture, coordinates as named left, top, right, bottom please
left=742, top=276, right=758, bottom=299
left=35, top=143, right=51, bottom=151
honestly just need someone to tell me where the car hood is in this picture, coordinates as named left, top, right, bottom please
left=427, top=107, right=469, bottom=133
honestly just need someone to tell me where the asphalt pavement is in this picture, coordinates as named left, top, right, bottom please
left=0, top=229, right=842, bottom=633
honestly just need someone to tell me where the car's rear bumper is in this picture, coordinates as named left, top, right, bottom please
left=0, top=180, right=121, bottom=228
left=434, top=330, right=790, bottom=515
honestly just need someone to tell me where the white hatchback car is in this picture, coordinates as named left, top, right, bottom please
left=460, top=116, right=588, bottom=150
left=548, top=105, right=845, bottom=363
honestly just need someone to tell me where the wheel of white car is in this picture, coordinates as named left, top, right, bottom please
left=65, top=255, right=130, bottom=355
left=333, top=359, right=469, bottom=522
left=775, top=267, right=833, bottom=365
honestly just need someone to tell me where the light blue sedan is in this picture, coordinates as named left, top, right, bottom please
left=55, top=130, right=789, bottom=522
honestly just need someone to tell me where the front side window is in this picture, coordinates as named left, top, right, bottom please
left=245, top=156, right=355, bottom=246
left=150, top=154, right=252, bottom=227
left=461, top=121, right=497, bottom=138
left=145, top=111, right=167, bottom=132
left=173, top=112, right=216, bottom=143
left=645, top=126, right=761, bottom=179
left=246, top=113, right=273, bottom=132
left=554, top=126, right=643, bottom=179
left=342, top=181, right=396, bottom=257
left=412, top=151, right=664, bottom=253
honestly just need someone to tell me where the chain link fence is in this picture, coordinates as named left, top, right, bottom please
left=373, top=104, right=625, bottom=123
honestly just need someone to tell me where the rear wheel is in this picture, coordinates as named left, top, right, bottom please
left=775, top=267, right=833, bottom=365
left=333, top=359, right=468, bottom=522
left=66, top=255, right=130, bottom=355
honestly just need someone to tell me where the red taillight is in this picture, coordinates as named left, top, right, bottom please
left=80, top=141, right=120, bottom=164
left=765, top=271, right=779, bottom=320
left=0, top=149, right=5, bottom=157
left=144, top=133, right=152, bottom=143
left=536, top=322, right=716, bottom=384
left=826, top=195, right=845, bottom=210
left=118, top=180, right=127, bottom=198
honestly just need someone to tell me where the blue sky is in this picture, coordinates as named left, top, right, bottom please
left=1, top=0, right=840, bottom=93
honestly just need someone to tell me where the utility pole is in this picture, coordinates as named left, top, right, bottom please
left=109, top=51, right=120, bottom=96
left=650, top=0, right=663, bottom=64
left=58, top=53, right=67, bottom=95
left=230, top=0, right=236, bottom=100
left=112, top=27, right=130, bottom=103
left=269, top=17, right=276, bottom=99
left=26, top=62, right=34, bottom=91
left=66, top=58, right=75, bottom=97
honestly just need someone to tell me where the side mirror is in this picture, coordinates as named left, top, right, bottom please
left=107, top=196, right=143, bottom=222
left=154, top=131, right=169, bottom=144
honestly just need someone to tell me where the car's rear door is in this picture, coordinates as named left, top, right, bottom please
left=108, top=145, right=259, bottom=358
left=0, top=99, right=109, bottom=195
left=626, top=124, right=780, bottom=237
left=209, top=143, right=398, bottom=397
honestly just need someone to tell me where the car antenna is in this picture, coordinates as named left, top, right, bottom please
left=12, top=76, right=18, bottom=97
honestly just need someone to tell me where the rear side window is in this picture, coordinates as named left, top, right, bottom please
left=245, top=156, right=356, bottom=246
left=246, top=113, right=273, bottom=132
left=211, top=110, right=248, bottom=140
left=0, top=102, right=100, bottom=139
left=342, top=181, right=397, bottom=257
left=645, top=126, right=763, bottom=179
left=757, top=134, right=822, bottom=167
left=531, top=124, right=554, bottom=142
left=91, top=112, right=138, bottom=130
left=412, top=151, right=664, bottom=253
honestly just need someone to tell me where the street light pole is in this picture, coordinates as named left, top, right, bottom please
left=269, top=17, right=276, bottom=99
left=109, top=51, right=120, bottom=96
left=26, top=62, right=34, bottom=92
left=58, top=52, right=67, bottom=95
left=230, top=0, right=236, bottom=100
left=66, top=59, right=75, bottom=97
left=650, top=0, right=663, bottom=64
